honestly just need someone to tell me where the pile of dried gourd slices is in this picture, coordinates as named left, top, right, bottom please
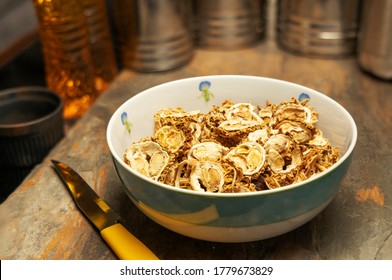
left=124, top=98, right=339, bottom=193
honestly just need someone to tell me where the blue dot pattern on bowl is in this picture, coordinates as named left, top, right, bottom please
left=121, top=112, right=132, bottom=135
left=198, top=80, right=214, bottom=102
left=298, top=92, right=310, bottom=102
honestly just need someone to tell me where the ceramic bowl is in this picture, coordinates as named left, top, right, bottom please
left=107, top=75, right=357, bottom=242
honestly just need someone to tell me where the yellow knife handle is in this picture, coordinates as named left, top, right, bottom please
left=100, top=223, right=159, bottom=260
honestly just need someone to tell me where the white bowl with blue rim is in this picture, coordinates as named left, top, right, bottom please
left=107, top=75, right=357, bottom=242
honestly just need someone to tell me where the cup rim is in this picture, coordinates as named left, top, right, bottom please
left=0, top=86, right=64, bottom=137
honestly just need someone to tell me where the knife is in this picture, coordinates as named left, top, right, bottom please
left=51, top=160, right=159, bottom=260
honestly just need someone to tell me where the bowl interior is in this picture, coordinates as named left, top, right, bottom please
left=107, top=75, right=357, bottom=194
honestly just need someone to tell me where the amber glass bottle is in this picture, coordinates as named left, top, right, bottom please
left=81, top=0, right=117, bottom=92
left=32, top=0, right=117, bottom=119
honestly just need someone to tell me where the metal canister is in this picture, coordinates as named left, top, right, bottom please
left=357, top=0, right=392, bottom=79
left=277, top=0, right=360, bottom=58
left=113, top=0, right=194, bottom=72
left=192, top=0, right=266, bottom=50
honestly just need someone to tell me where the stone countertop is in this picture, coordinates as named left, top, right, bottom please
left=1, top=37, right=392, bottom=260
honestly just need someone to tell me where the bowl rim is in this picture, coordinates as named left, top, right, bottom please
left=107, top=75, right=358, bottom=198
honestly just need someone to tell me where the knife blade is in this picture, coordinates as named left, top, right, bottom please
left=51, top=159, right=159, bottom=260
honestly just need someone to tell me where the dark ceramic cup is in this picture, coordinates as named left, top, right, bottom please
left=0, top=87, right=64, bottom=200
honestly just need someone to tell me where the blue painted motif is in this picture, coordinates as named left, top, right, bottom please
left=198, top=80, right=214, bottom=102
left=121, top=112, right=132, bottom=135
left=298, top=92, right=310, bottom=102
